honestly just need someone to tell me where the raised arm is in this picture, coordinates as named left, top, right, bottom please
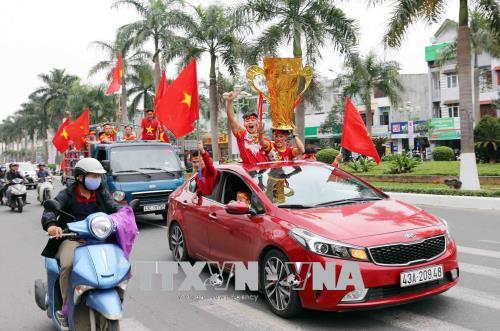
left=291, top=125, right=305, bottom=156
left=258, top=122, right=270, bottom=151
left=226, top=91, right=242, bottom=134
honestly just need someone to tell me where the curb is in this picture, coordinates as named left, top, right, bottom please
left=387, top=192, right=500, bottom=211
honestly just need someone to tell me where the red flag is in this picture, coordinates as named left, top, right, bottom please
left=341, top=97, right=380, bottom=164
left=154, top=71, right=168, bottom=110
left=106, top=51, right=123, bottom=95
left=66, top=108, right=90, bottom=150
left=52, top=116, right=71, bottom=153
left=156, top=60, right=199, bottom=138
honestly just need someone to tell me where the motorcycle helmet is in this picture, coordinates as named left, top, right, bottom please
left=74, top=158, right=106, bottom=178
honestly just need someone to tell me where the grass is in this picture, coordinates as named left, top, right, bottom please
left=370, top=181, right=500, bottom=197
left=340, top=161, right=500, bottom=176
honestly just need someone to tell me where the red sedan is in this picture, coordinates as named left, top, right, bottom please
left=167, top=161, right=459, bottom=317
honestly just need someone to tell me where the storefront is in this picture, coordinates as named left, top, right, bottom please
left=389, top=120, right=430, bottom=154
left=429, top=117, right=461, bottom=151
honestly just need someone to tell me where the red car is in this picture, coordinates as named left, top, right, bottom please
left=167, top=161, right=459, bottom=317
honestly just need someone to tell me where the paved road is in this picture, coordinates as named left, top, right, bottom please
left=1, top=182, right=499, bottom=330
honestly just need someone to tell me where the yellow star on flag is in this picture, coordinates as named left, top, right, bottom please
left=61, top=128, right=68, bottom=139
left=181, top=92, right=192, bottom=107
left=146, top=125, right=154, bottom=134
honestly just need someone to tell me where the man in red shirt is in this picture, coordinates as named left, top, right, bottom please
left=139, top=109, right=160, bottom=140
left=226, top=91, right=268, bottom=164
left=121, top=125, right=137, bottom=141
left=191, top=142, right=219, bottom=203
left=258, top=124, right=305, bottom=161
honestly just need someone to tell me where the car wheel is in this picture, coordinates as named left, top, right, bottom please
left=261, top=249, right=302, bottom=318
left=169, top=223, right=189, bottom=261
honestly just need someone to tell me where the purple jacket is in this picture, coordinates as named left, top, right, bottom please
left=111, top=206, right=138, bottom=258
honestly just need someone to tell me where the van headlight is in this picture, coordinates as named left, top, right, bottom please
left=113, top=190, right=125, bottom=201
left=89, top=215, right=113, bottom=240
left=289, top=228, right=369, bottom=261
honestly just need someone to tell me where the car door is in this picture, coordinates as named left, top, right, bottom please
left=180, top=177, right=221, bottom=260
left=207, top=171, right=263, bottom=263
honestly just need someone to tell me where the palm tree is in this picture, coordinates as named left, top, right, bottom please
left=338, top=52, right=403, bottom=134
left=127, top=62, right=156, bottom=117
left=377, top=0, right=499, bottom=190
left=30, top=69, right=79, bottom=161
left=67, top=84, right=118, bottom=124
left=89, top=35, right=149, bottom=124
left=165, top=5, right=249, bottom=161
left=113, top=0, right=188, bottom=88
left=474, top=116, right=500, bottom=164
left=238, top=0, right=358, bottom=142
left=436, top=10, right=500, bottom=125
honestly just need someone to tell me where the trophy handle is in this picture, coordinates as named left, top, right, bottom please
left=246, top=65, right=270, bottom=100
left=295, top=65, right=313, bottom=102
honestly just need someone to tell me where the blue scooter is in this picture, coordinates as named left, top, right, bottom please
left=34, top=199, right=139, bottom=330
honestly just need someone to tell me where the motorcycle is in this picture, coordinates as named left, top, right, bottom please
left=37, top=177, right=54, bottom=204
left=7, top=178, right=26, bottom=212
left=35, top=199, right=139, bottom=331
left=24, top=174, right=37, bottom=190
left=0, top=178, right=6, bottom=205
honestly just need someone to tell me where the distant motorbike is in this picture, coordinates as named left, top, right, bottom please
left=0, top=178, right=6, bottom=205
left=24, top=174, right=37, bottom=190
left=35, top=199, right=139, bottom=331
left=37, top=177, right=54, bottom=204
left=7, top=178, right=27, bottom=213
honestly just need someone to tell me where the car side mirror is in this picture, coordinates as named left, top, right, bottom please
left=43, top=199, right=61, bottom=212
left=101, top=160, right=111, bottom=173
left=226, top=202, right=255, bottom=215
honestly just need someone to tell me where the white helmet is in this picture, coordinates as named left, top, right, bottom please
left=74, top=158, right=106, bottom=178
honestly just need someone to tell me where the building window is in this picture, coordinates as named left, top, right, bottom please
left=447, top=104, right=459, bottom=117
left=446, top=73, right=457, bottom=88
left=378, top=107, right=389, bottom=125
left=432, top=102, right=441, bottom=118
left=479, top=68, right=492, bottom=92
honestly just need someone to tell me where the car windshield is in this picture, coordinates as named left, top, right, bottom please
left=18, top=163, right=36, bottom=172
left=249, top=165, right=383, bottom=208
left=110, top=145, right=181, bottom=173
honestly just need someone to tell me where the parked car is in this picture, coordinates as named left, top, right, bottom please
left=167, top=161, right=459, bottom=317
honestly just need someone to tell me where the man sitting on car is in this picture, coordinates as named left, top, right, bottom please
left=191, top=141, right=219, bottom=203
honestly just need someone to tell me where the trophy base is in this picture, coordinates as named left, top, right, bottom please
left=271, top=125, right=293, bottom=132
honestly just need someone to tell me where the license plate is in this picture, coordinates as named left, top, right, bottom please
left=143, top=204, right=166, bottom=212
left=400, top=265, right=443, bottom=287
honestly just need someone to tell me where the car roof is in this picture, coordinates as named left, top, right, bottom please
left=217, top=160, right=332, bottom=173
left=94, top=141, right=174, bottom=149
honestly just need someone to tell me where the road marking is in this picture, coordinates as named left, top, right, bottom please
left=136, top=219, right=168, bottom=229
left=120, top=318, right=151, bottom=331
left=375, top=309, right=473, bottom=331
left=479, top=240, right=500, bottom=245
left=460, top=262, right=500, bottom=279
left=192, top=298, right=304, bottom=331
left=458, top=246, right=500, bottom=259
left=444, top=286, right=500, bottom=311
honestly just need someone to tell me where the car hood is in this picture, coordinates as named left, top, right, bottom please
left=282, top=198, right=442, bottom=241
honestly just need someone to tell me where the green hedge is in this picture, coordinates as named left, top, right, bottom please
left=375, top=185, right=500, bottom=197
left=432, top=146, right=454, bottom=161
left=317, top=148, right=339, bottom=164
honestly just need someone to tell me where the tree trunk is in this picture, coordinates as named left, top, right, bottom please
left=120, top=83, right=128, bottom=126
left=488, top=145, right=497, bottom=164
left=457, top=0, right=480, bottom=190
left=209, top=54, right=219, bottom=162
left=154, top=54, right=161, bottom=91
left=473, top=64, right=480, bottom=126
left=365, top=97, right=373, bottom=135
left=293, top=30, right=306, bottom=142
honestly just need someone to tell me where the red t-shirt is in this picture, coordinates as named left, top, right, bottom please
left=194, top=152, right=219, bottom=196
left=121, top=134, right=137, bottom=141
left=234, top=127, right=268, bottom=164
left=264, top=141, right=296, bottom=161
left=141, top=118, right=159, bottom=140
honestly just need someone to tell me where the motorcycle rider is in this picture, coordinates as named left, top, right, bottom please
left=5, top=162, right=28, bottom=205
left=41, top=158, right=119, bottom=329
left=36, top=163, right=51, bottom=182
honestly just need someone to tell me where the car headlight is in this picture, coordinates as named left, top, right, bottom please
left=289, top=228, right=369, bottom=261
left=112, top=190, right=125, bottom=201
left=89, top=215, right=113, bottom=240
left=439, top=217, right=452, bottom=242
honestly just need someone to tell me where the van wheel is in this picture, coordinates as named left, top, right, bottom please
left=261, top=249, right=302, bottom=318
left=169, top=223, right=189, bottom=261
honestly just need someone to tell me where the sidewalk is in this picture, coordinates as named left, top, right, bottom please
left=388, top=192, right=500, bottom=211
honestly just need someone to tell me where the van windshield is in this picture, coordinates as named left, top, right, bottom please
left=110, top=145, right=181, bottom=173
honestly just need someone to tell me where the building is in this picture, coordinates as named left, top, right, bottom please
left=426, top=19, right=500, bottom=150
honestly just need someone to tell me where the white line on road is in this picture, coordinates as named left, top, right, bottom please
left=375, top=309, right=473, bottom=331
left=120, top=318, right=151, bottom=331
left=444, top=286, right=500, bottom=311
left=192, top=298, right=304, bottom=331
left=459, top=262, right=500, bottom=279
left=458, top=246, right=500, bottom=259
left=479, top=240, right=500, bottom=245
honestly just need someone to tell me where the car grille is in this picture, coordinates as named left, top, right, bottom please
left=368, top=235, right=446, bottom=266
left=131, top=190, right=171, bottom=205
left=365, top=271, right=455, bottom=301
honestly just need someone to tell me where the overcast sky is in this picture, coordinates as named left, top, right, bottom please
left=0, top=0, right=459, bottom=122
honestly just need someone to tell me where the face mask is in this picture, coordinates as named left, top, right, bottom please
left=84, top=176, right=101, bottom=191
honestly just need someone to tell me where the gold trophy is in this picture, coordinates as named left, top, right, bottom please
left=246, top=57, right=313, bottom=131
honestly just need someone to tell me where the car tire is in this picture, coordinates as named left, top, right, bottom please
left=261, top=249, right=302, bottom=318
left=169, top=222, right=189, bottom=261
